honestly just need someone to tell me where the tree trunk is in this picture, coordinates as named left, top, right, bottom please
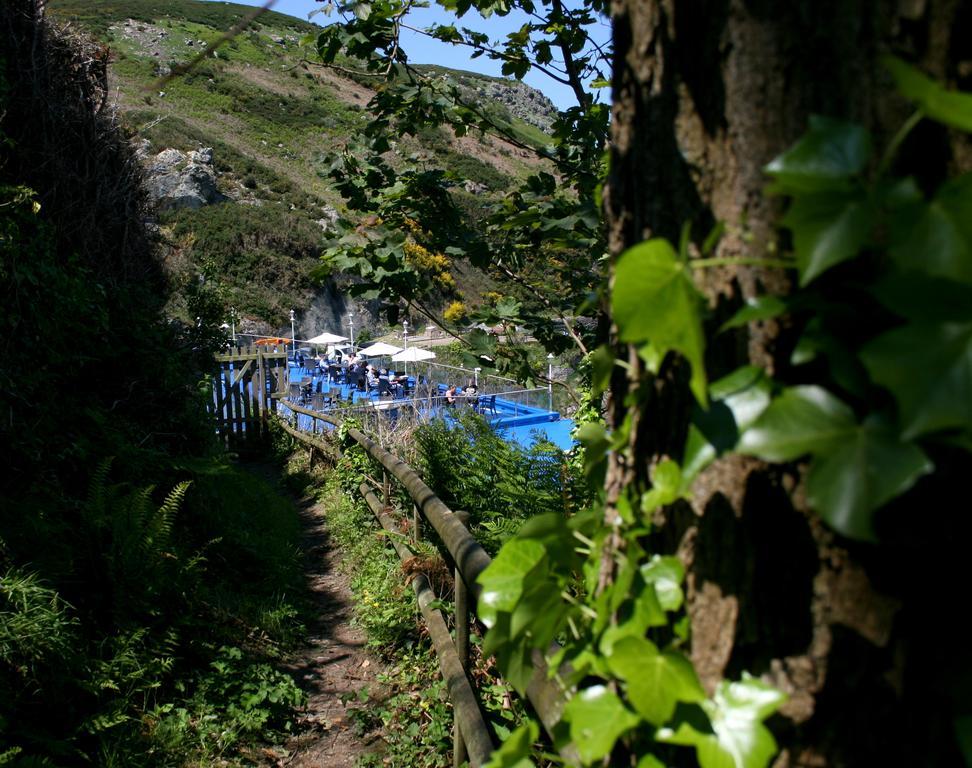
left=604, top=0, right=970, bottom=764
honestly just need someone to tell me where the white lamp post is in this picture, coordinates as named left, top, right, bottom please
left=230, top=306, right=237, bottom=346
left=547, top=353, right=554, bottom=412
left=402, top=319, right=409, bottom=375
left=289, top=309, right=296, bottom=360
left=348, top=310, right=355, bottom=353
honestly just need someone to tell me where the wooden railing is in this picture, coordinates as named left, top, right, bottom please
left=273, top=402, right=577, bottom=767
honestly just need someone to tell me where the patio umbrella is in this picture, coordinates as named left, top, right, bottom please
left=307, top=331, right=349, bottom=345
left=391, top=346, right=435, bottom=376
left=358, top=341, right=403, bottom=357
left=390, top=347, right=436, bottom=362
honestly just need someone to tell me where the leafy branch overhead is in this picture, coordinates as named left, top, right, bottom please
left=310, top=0, right=609, bottom=379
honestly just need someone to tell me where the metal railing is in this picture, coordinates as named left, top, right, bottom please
left=273, top=403, right=578, bottom=767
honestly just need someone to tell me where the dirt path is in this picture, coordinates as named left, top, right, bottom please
left=247, top=462, right=385, bottom=767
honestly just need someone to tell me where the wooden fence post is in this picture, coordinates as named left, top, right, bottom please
left=454, top=510, right=470, bottom=768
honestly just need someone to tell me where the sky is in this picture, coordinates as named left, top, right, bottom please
left=201, top=0, right=611, bottom=110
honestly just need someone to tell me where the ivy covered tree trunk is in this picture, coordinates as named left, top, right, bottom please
left=605, top=0, right=971, bottom=764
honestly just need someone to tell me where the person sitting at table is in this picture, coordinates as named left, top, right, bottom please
left=445, top=384, right=458, bottom=406
left=366, top=365, right=380, bottom=390
left=462, top=381, right=479, bottom=407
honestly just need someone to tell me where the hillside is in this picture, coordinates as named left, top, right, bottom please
left=47, top=0, right=556, bottom=335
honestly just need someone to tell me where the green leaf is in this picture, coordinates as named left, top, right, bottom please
left=575, top=421, right=610, bottom=478
left=764, top=116, right=871, bottom=193
left=638, top=757, right=667, bottom=768
left=477, top=540, right=547, bottom=628
left=589, top=345, right=616, bottom=395
left=563, top=685, right=640, bottom=763
left=658, top=674, right=786, bottom=768
left=681, top=423, right=718, bottom=486
left=641, top=555, right=685, bottom=612
left=873, top=271, right=972, bottom=323
left=885, top=56, right=972, bottom=132
left=782, top=189, right=874, bottom=285
left=862, top=321, right=972, bottom=438
left=806, top=419, right=932, bottom=541
left=641, top=459, right=683, bottom=513
left=710, top=366, right=773, bottom=433
left=889, top=174, right=972, bottom=285
left=613, top=239, right=707, bottom=404
left=737, top=386, right=855, bottom=462
left=683, top=368, right=772, bottom=486
left=607, top=637, right=705, bottom=726
left=719, top=296, right=787, bottom=332
left=483, top=720, right=538, bottom=768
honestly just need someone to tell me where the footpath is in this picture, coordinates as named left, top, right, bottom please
left=248, top=463, right=385, bottom=767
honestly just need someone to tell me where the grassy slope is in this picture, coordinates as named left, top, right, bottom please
left=49, top=0, right=547, bottom=324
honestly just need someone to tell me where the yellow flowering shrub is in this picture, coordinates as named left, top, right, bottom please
left=443, top=300, right=468, bottom=324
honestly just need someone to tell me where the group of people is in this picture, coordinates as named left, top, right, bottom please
left=296, top=352, right=483, bottom=406
left=444, top=381, right=479, bottom=406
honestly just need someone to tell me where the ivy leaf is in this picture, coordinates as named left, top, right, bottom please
left=477, top=540, right=547, bottom=628
left=659, top=675, right=786, bottom=768
left=682, top=368, right=772, bottom=486
left=889, top=174, right=972, bottom=285
left=563, top=685, right=640, bottom=763
left=862, top=321, right=972, bottom=438
left=641, top=459, right=684, bottom=513
left=885, top=56, right=972, bottom=132
left=575, top=421, right=610, bottom=479
left=641, top=555, right=685, bottom=612
left=607, top=637, right=705, bottom=726
left=719, top=296, right=787, bottom=332
left=873, top=270, right=972, bottom=323
left=613, top=239, right=707, bottom=404
left=710, top=366, right=773, bottom=433
left=782, top=189, right=874, bottom=285
left=737, top=386, right=855, bottom=462
left=764, top=116, right=871, bottom=193
left=483, top=720, right=538, bottom=768
left=806, top=419, right=932, bottom=541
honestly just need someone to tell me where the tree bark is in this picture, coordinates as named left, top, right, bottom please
left=604, top=0, right=970, bottom=764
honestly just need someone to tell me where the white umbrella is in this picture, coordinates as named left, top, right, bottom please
left=391, top=346, right=435, bottom=377
left=358, top=341, right=403, bottom=356
left=307, top=331, right=349, bottom=345
left=391, top=347, right=436, bottom=362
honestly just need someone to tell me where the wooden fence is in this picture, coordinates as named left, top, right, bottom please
left=273, top=402, right=578, bottom=767
left=211, top=345, right=289, bottom=445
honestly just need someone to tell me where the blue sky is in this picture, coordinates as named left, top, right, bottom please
left=203, top=0, right=610, bottom=110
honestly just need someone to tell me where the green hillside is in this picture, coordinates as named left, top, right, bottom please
left=48, top=0, right=553, bottom=328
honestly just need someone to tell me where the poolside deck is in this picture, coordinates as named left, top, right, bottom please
left=283, top=363, right=576, bottom=450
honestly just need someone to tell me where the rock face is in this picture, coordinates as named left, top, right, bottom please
left=143, top=146, right=226, bottom=210
left=473, top=80, right=559, bottom=132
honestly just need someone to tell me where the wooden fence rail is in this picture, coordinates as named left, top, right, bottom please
left=273, top=402, right=578, bottom=766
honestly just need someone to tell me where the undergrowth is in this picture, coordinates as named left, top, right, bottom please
left=274, top=408, right=581, bottom=767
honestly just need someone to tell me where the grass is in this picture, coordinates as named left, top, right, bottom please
left=49, top=0, right=317, bottom=39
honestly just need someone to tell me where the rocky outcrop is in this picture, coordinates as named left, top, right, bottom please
left=143, top=146, right=226, bottom=210
left=472, top=80, right=559, bottom=132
